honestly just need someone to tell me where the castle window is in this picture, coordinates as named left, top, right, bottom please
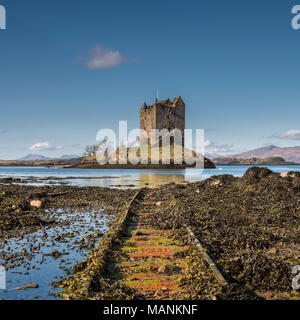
left=170, top=136, right=174, bottom=145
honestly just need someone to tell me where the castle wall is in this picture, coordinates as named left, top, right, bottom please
left=140, top=97, right=185, bottom=145
left=140, top=105, right=156, bottom=144
left=174, top=101, right=185, bottom=135
left=156, top=105, right=172, bottom=130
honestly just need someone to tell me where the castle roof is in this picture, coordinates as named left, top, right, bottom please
left=140, top=96, right=184, bottom=110
left=173, top=96, right=183, bottom=105
left=158, top=99, right=171, bottom=105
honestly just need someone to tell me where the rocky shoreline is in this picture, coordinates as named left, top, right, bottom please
left=0, top=183, right=136, bottom=299
left=0, top=184, right=135, bottom=239
left=146, top=167, right=300, bottom=300
left=212, top=156, right=298, bottom=166
left=0, top=167, right=300, bottom=300
left=55, top=168, right=300, bottom=300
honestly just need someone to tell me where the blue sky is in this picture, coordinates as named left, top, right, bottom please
left=0, top=0, right=300, bottom=159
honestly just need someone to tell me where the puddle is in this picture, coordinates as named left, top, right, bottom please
left=0, top=209, right=114, bottom=300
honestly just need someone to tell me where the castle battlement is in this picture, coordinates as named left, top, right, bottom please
left=140, top=96, right=185, bottom=144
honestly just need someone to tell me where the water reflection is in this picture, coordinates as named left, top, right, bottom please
left=138, top=174, right=185, bottom=188
left=1, top=165, right=300, bottom=188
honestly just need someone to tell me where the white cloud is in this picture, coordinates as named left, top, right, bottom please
left=84, top=45, right=125, bottom=70
left=29, top=141, right=62, bottom=151
left=204, top=140, right=212, bottom=148
left=204, top=140, right=235, bottom=157
left=279, top=130, right=300, bottom=140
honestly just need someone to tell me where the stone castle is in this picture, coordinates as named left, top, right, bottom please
left=140, top=96, right=185, bottom=144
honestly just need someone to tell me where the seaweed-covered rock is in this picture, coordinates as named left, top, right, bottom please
left=139, top=167, right=300, bottom=299
left=242, top=167, right=273, bottom=184
left=0, top=213, right=46, bottom=231
left=216, top=283, right=262, bottom=300
left=222, top=253, right=292, bottom=291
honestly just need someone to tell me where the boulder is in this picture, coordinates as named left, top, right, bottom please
left=16, top=283, right=39, bottom=290
left=280, top=172, right=289, bottom=178
left=280, top=171, right=300, bottom=178
left=30, top=200, right=44, bottom=208
left=242, top=167, right=272, bottom=184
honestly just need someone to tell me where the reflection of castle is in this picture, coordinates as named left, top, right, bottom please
left=138, top=173, right=185, bottom=188
left=140, top=97, right=185, bottom=144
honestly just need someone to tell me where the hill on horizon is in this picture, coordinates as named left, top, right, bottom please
left=17, top=154, right=51, bottom=161
left=17, top=154, right=80, bottom=161
left=59, top=154, right=80, bottom=159
left=234, top=145, right=300, bottom=163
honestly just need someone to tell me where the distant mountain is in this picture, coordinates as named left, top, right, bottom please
left=213, top=156, right=296, bottom=165
left=17, top=154, right=51, bottom=161
left=59, top=154, right=80, bottom=159
left=234, top=145, right=300, bottom=163
left=17, top=154, right=80, bottom=161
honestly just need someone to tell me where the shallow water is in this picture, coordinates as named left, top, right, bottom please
left=0, top=209, right=113, bottom=300
left=1, top=165, right=300, bottom=188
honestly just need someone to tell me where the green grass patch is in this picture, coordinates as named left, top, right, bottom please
left=130, top=265, right=151, bottom=272
left=121, top=279, right=160, bottom=286
left=123, top=238, right=174, bottom=245
left=121, top=246, right=138, bottom=252
left=116, top=258, right=187, bottom=267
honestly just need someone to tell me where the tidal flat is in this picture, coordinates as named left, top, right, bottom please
left=0, top=167, right=300, bottom=300
left=0, top=184, right=135, bottom=299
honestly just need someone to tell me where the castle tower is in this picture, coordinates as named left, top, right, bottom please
left=140, top=96, right=185, bottom=145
